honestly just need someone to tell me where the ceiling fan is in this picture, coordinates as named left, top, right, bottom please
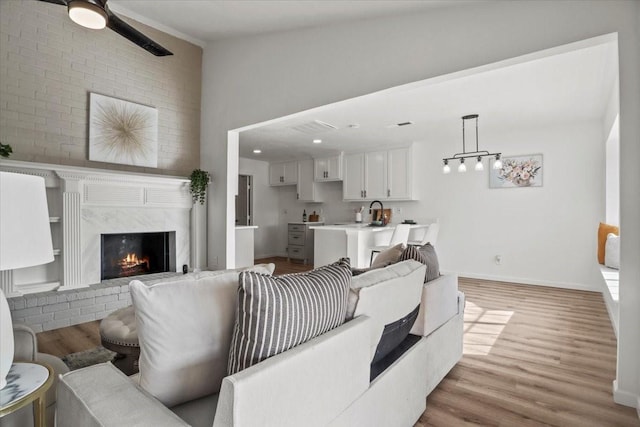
left=37, top=0, right=173, bottom=57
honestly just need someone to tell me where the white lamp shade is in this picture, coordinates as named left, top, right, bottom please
left=0, top=289, right=13, bottom=389
left=0, top=172, right=54, bottom=271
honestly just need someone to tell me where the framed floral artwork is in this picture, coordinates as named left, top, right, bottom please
left=89, top=93, right=158, bottom=168
left=489, top=154, right=543, bottom=188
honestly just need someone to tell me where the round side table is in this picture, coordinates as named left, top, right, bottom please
left=0, top=362, right=53, bottom=427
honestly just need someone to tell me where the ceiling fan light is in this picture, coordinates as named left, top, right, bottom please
left=475, top=156, right=484, bottom=171
left=68, top=1, right=108, bottom=30
left=458, top=158, right=466, bottom=173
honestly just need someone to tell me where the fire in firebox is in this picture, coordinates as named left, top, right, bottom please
left=118, top=253, right=150, bottom=276
left=101, top=231, right=174, bottom=281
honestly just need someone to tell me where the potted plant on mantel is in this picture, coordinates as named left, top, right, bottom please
left=189, top=169, right=211, bottom=205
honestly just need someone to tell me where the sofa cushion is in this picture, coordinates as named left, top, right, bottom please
left=598, top=222, right=619, bottom=264
left=129, top=264, right=274, bottom=407
left=348, top=260, right=425, bottom=360
left=227, top=258, right=351, bottom=374
left=604, top=233, right=620, bottom=270
left=57, top=363, right=188, bottom=427
left=400, top=243, right=440, bottom=282
left=191, top=263, right=275, bottom=278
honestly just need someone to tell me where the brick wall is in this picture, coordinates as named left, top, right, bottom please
left=8, top=272, right=181, bottom=332
left=0, top=0, right=202, bottom=176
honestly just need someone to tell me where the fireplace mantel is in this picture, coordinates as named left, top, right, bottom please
left=0, top=160, right=203, bottom=296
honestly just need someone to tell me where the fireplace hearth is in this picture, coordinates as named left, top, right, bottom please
left=101, top=232, right=176, bottom=280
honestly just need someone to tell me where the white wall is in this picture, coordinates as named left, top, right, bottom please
left=238, top=157, right=281, bottom=258
left=201, top=0, right=640, bottom=407
left=606, top=116, right=620, bottom=226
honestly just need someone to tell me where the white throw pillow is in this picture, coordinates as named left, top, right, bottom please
left=604, top=233, right=620, bottom=270
left=130, top=264, right=273, bottom=407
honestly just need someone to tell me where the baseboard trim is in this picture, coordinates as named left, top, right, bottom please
left=601, top=285, right=619, bottom=338
left=613, top=380, right=639, bottom=408
left=443, top=271, right=598, bottom=292
left=255, top=253, right=288, bottom=260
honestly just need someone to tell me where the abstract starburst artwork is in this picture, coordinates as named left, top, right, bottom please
left=89, top=93, right=158, bottom=168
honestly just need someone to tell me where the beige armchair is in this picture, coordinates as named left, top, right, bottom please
left=1, top=324, right=69, bottom=427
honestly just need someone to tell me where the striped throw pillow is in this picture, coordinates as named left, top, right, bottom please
left=228, top=258, right=352, bottom=374
left=400, top=244, right=440, bottom=282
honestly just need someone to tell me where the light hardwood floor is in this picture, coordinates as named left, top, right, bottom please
left=37, top=259, right=639, bottom=425
left=419, top=277, right=639, bottom=427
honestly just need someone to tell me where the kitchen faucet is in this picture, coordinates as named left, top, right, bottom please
left=369, top=200, right=384, bottom=223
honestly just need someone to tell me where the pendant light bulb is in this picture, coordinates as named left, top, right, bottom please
left=475, top=156, right=484, bottom=171
left=493, top=154, right=503, bottom=170
left=442, top=160, right=451, bottom=174
left=458, top=158, right=466, bottom=173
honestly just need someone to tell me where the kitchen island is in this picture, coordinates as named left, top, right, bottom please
left=309, top=223, right=431, bottom=268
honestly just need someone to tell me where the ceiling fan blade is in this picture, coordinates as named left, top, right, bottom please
left=105, top=7, right=173, bottom=57
left=36, top=0, right=68, bottom=6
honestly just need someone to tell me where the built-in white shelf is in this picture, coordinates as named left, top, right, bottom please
left=53, top=249, right=61, bottom=256
left=49, top=217, right=61, bottom=223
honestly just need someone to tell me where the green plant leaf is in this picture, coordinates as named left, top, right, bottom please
left=0, top=142, right=13, bottom=158
left=189, top=169, right=210, bottom=205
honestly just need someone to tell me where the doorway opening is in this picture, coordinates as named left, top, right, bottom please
left=236, top=174, right=253, bottom=226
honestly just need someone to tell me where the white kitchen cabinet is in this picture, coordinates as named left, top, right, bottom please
left=269, top=161, right=298, bottom=186
left=342, top=146, right=414, bottom=201
left=364, top=150, right=387, bottom=200
left=314, top=153, right=343, bottom=181
left=297, top=159, right=321, bottom=202
left=343, top=153, right=365, bottom=199
left=387, top=147, right=412, bottom=199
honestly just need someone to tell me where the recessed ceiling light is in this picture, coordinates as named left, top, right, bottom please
left=253, top=149, right=262, bottom=154
left=348, top=124, right=360, bottom=129
left=313, top=139, right=322, bottom=144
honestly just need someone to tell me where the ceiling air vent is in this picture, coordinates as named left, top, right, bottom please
left=385, top=120, right=413, bottom=129
left=290, top=120, right=338, bottom=134
left=386, top=121, right=414, bottom=128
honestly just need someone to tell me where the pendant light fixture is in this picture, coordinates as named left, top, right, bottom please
left=442, top=114, right=501, bottom=173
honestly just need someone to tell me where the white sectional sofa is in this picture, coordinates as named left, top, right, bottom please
left=55, top=260, right=464, bottom=427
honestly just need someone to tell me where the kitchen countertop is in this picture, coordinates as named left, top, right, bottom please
left=235, top=225, right=259, bottom=229
left=288, top=221, right=325, bottom=225
left=311, top=222, right=434, bottom=268
left=310, top=223, right=426, bottom=232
